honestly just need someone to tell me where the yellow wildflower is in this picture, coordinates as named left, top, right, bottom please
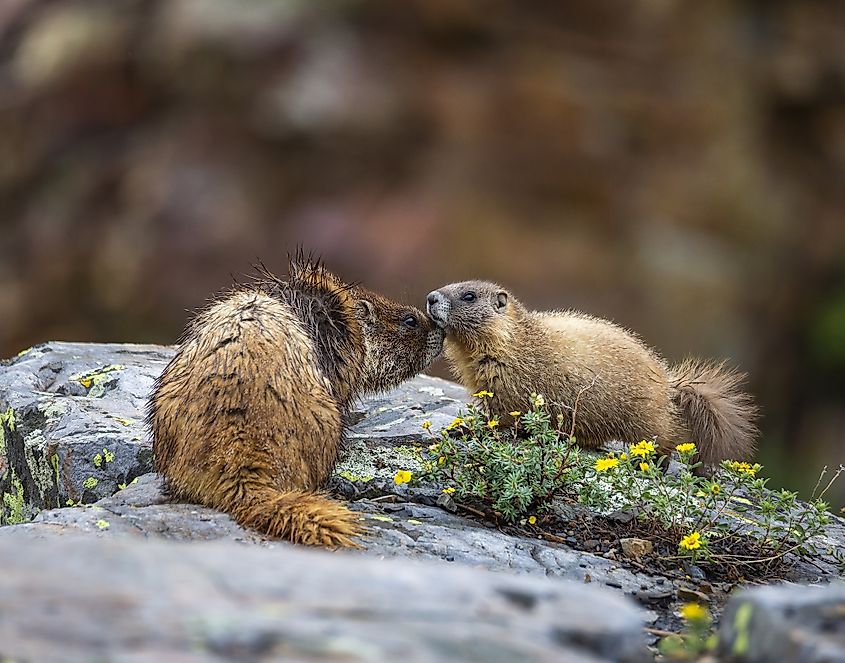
left=676, top=442, right=697, bottom=454
left=710, top=483, right=722, bottom=495
left=95, top=519, right=110, bottom=530
left=532, top=394, right=546, bottom=408
left=727, top=461, right=759, bottom=477
left=438, top=456, right=446, bottom=465
left=421, top=420, right=432, bottom=430
left=446, top=417, right=464, bottom=431
left=630, top=440, right=655, bottom=458
left=528, top=515, right=537, bottom=525
left=619, top=452, right=628, bottom=461
left=639, top=462, right=649, bottom=472
left=472, top=390, right=494, bottom=398
left=681, top=603, right=708, bottom=621
left=442, top=487, right=456, bottom=494
left=393, top=470, right=413, bottom=485
left=679, top=531, right=703, bottom=551
left=594, top=457, right=619, bottom=472
left=509, top=411, right=522, bottom=417
left=487, top=419, right=499, bottom=429
left=428, top=443, right=440, bottom=453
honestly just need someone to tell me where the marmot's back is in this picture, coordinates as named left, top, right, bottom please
left=152, top=291, right=340, bottom=501
left=528, top=310, right=679, bottom=447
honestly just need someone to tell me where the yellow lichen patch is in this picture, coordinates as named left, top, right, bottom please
left=112, top=417, right=134, bottom=427
left=95, top=519, right=110, bottom=530
left=0, top=407, right=16, bottom=433
left=338, top=470, right=375, bottom=483
left=368, top=514, right=394, bottom=523
left=70, top=365, right=126, bottom=396
left=2, top=474, right=26, bottom=524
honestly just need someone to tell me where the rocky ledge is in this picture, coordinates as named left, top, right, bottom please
left=1, top=343, right=844, bottom=662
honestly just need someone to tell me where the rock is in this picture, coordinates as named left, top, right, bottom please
left=0, top=342, right=172, bottom=523
left=0, top=341, right=466, bottom=524
left=717, top=583, right=845, bottom=662
left=677, top=587, right=710, bottom=604
left=620, top=537, right=654, bottom=559
left=3, top=341, right=845, bottom=650
left=0, top=535, right=650, bottom=663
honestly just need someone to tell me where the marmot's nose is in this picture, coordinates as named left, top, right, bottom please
left=427, top=292, right=440, bottom=307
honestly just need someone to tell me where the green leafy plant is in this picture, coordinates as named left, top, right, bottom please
left=420, top=392, right=579, bottom=522
left=412, top=391, right=841, bottom=575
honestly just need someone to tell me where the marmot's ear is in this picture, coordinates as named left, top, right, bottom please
left=495, top=291, right=508, bottom=311
left=355, top=299, right=375, bottom=322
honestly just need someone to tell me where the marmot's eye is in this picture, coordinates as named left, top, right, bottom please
left=461, top=292, right=476, bottom=302
left=402, top=314, right=419, bottom=328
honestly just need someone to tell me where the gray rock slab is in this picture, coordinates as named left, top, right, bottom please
left=0, top=341, right=467, bottom=523
left=1, top=474, right=664, bottom=604
left=0, top=534, right=649, bottom=663
left=717, top=582, right=845, bottom=662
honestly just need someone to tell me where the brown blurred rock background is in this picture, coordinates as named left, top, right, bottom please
left=1, top=0, right=843, bottom=504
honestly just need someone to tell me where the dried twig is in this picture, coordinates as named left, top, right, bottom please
left=569, top=375, right=599, bottom=440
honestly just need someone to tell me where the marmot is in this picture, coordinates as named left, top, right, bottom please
left=149, top=256, right=444, bottom=547
left=426, top=280, right=757, bottom=467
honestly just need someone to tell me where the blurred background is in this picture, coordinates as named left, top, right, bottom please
left=0, top=0, right=843, bottom=506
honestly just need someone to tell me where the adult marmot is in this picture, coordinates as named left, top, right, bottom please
left=149, top=256, right=443, bottom=547
left=426, top=280, right=757, bottom=467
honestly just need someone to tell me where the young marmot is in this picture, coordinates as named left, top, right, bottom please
left=149, top=256, right=443, bottom=547
left=426, top=280, right=757, bottom=466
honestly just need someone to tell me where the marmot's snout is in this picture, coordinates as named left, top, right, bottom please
left=426, top=290, right=450, bottom=329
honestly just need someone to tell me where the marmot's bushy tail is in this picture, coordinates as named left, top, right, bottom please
left=231, top=486, right=362, bottom=548
left=669, top=359, right=759, bottom=467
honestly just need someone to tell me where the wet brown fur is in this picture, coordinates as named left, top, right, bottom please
left=427, top=281, right=758, bottom=467
left=149, top=254, right=443, bottom=547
